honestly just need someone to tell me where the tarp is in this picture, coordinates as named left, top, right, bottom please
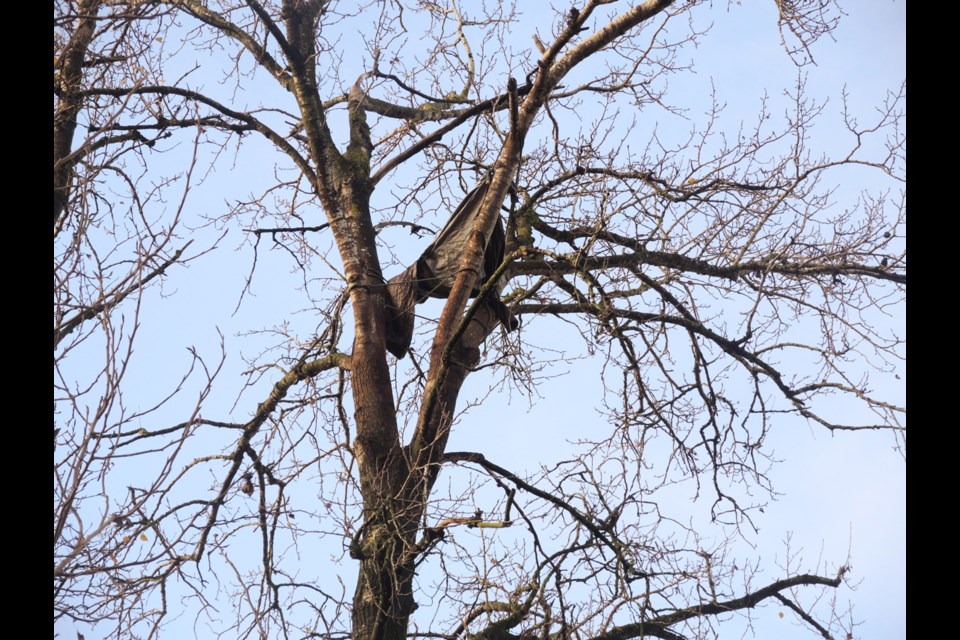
left=385, top=176, right=518, bottom=359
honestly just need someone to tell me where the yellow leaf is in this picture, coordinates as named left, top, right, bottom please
left=122, top=536, right=130, bottom=543
left=139, top=533, right=148, bottom=541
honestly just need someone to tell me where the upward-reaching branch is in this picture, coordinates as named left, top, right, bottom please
left=410, top=0, right=679, bottom=490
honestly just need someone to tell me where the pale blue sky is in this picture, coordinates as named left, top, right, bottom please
left=56, top=1, right=904, bottom=638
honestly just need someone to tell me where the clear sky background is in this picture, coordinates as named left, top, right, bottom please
left=452, top=4, right=907, bottom=637
left=56, top=1, right=905, bottom=638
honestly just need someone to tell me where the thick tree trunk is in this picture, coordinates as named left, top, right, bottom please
left=332, top=180, right=418, bottom=639
left=351, top=521, right=417, bottom=640
left=349, top=305, right=500, bottom=640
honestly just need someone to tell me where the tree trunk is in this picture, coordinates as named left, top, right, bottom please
left=351, top=521, right=417, bottom=640
left=349, top=305, right=500, bottom=640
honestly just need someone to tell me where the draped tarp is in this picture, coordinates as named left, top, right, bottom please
left=385, top=176, right=519, bottom=359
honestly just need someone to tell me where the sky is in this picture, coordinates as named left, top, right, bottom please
left=55, top=1, right=905, bottom=638
left=453, top=3, right=906, bottom=638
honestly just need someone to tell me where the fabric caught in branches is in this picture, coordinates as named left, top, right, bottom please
left=386, top=175, right=518, bottom=359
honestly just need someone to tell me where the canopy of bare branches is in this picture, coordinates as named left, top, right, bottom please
left=54, top=1, right=904, bottom=639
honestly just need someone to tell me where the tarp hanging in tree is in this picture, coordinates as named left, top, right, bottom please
left=386, top=175, right=518, bottom=359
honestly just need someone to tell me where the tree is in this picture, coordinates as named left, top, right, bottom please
left=54, top=1, right=905, bottom=639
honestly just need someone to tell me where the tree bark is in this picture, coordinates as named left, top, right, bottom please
left=349, top=5, right=681, bottom=637
left=54, top=0, right=101, bottom=229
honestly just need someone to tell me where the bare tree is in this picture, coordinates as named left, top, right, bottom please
left=54, top=1, right=904, bottom=640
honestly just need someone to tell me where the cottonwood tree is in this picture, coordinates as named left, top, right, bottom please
left=54, top=1, right=905, bottom=639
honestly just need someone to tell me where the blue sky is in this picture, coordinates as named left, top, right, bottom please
left=55, top=1, right=904, bottom=638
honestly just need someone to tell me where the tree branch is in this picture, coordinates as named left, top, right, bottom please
left=193, top=351, right=352, bottom=561
left=591, top=569, right=846, bottom=640
left=54, top=242, right=193, bottom=349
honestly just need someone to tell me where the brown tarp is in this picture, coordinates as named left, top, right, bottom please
left=385, top=176, right=518, bottom=359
